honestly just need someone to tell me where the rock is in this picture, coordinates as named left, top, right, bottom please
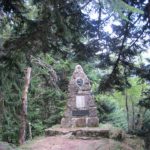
left=61, top=118, right=71, bottom=128
left=0, top=142, right=16, bottom=150
left=110, top=129, right=125, bottom=141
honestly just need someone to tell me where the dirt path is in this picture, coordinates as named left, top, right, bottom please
left=20, top=136, right=134, bottom=150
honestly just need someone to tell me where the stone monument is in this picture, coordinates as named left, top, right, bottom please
left=61, top=65, right=99, bottom=128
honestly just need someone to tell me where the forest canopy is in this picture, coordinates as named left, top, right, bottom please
left=0, top=0, right=149, bottom=90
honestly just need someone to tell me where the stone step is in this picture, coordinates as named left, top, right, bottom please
left=45, top=128, right=110, bottom=139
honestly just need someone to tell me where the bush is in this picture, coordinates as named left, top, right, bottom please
left=96, top=98, right=127, bottom=130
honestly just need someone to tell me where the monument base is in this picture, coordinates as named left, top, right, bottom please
left=61, top=117, right=99, bottom=128
left=45, top=127, right=110, bottom=139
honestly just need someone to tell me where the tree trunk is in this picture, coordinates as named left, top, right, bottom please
left=19, top=67, right=31, bottom=145
left=125, top=88, right=129, bottom=132
left=136, top=107, right=147, bottom=130
left=28, top=122, right=32, bottom=140
left=131, top=99, right=135, bottom=130
left=0, top=92, right=4, bottom=138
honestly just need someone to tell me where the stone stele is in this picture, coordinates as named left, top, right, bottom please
left=61, top=65, right=99, bottom=128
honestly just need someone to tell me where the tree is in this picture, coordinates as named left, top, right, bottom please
left=0, top=0, right=149, bottom=63
left=97, top=0, right=150, bottom=91
left=137, top=60, right=150, bottom=110
left=19, top=67, right=31, bottom=145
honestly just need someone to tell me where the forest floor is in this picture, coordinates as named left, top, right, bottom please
left=19, top=134, right=144, bottom=150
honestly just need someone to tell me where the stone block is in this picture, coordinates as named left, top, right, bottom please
left=71, top=118, right=86, bottom=127
left=64, top=109, right=72, bottom=117
left=61, top=118, right=71, bottom=128
left=87, top=117, right=99, bottom=127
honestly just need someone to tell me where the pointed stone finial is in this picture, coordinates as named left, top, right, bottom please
left=75, top=65, right=83, bottom=72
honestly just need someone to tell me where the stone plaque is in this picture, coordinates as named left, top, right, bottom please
left=76, top=95, right=85, bottom=108
left=72, top=110, right=89, bottom=116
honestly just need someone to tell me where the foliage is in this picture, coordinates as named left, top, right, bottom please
left=26, top=55, right=75, bottom=137
left=95, top=77, right=148, bottom=131
left=96, top=94, right=128, bottom=130
left=139, top=88, right=150, bottom=109
left=0, top=52, right=26, bottom=143
left=143, top=110, right=150, bottom=133
left=0, top=53, right=73, bottom=144
left=0, top=0, right=149, bottom=145
left=138, top=60, right=150, bottom=110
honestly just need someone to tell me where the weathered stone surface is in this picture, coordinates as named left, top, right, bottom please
left=72, top=129, right=110, bottom=138
left=0, top=142, right=16, bottom=150
left=89, top=107, right=97, bottom=117
left=61, top=65, right=99, bottom=128
left=71, top=118, right=86, bottom=127
left=87, top=117, right=99, bottom=127
left=61, top=118, right=71, bottom=128
left=87, top=96, right=96, bottom=107
left=45, top=127, right=110, bottom=139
